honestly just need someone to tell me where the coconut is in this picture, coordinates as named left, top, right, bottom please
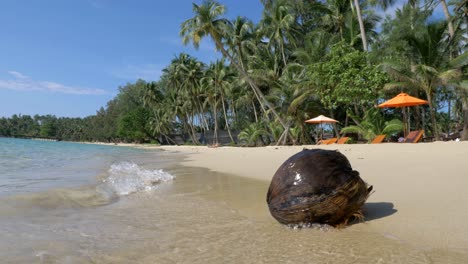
left=266, top=149, right=372, bottom=227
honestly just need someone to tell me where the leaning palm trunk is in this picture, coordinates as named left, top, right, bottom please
left=440, top=0, right=455, bottom=39
left=163, top=133, right=178, bottom=145
left=252, top=100, right=259, bottom=123
left=215, top=43, right=289, bottom=134
left=236, top=49, right=269, bottom=117
left=353, top=0, right=368, bottom=51
left=277, top=125, right=288, bottom=145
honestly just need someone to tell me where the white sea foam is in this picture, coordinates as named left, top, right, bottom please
left=103, top=162, right=175, bottom=196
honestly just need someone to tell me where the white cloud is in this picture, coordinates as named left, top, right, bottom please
left=111, top=64, right=164, bottom=81
left=7, top=71, right=29, bottom=79
left=0, top=71, right=107, bottom=95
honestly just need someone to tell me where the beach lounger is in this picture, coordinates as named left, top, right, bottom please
left=404, top=130, right=424, bottom=143
left=371, top=134, right=386, bottom=144
left=317, top=139, right=330, bottom=145
left=317, top=138, right=337, bottom=145
left=336, top=137, right=349, bottom=144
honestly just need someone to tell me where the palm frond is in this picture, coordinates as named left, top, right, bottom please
left=382, top=119, right=403, bottom=135
left=438, top=69, right=462, bottom=85
left=449, top=52, right=468, bottom=68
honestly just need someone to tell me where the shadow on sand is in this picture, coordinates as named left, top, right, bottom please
left=363, top=202, right=397, bottom=222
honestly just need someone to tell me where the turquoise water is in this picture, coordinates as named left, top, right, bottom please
left=0, top=138, right=172, bottom=197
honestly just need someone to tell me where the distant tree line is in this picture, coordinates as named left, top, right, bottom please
left=1, top=0, right=466, bottom=145
left=0, top=80, right=154, bottom=143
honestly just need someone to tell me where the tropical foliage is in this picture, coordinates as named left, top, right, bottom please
left=1, top=0, right=466, bottom=143
left=341, top=108, right=403, bottom=142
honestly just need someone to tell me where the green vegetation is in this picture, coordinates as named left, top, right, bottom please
left=1, top=0, right=466, bottom=144
left=341, top=108, right=403, bottom=142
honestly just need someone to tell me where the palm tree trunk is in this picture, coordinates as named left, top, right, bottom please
left=402, top=107, right=408, bottom=137
left=330, top=110, right=340, bottom=137
left=277, top=123, right=291, bottom=145
left=280, top=40, right=288, bottom=68
left=230, top=100, right=237, bottom=127
left=421, top=106, right=426, bottom=135
left=426, top=92, right=440, bottom=140
left=462, top=97, right=468, bottom=141
left=447, top=99, right=451, bottom=136
left=187, top=114, right=200, bottom=145
left=252, top=100, right=259, bottom=123
left=353, top=0, right=368, bottom=51
left=163, top=133, right=178, bottom=145
left=440, top=0, right=455, bottom=39
left=213, top=102, right=218, bottom=144
left=221, top=94, right=235, bottom=143
left=196, top=100, right=210, bottom=130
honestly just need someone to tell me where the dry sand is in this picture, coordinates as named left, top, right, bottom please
left=158, top=142, right=468, bottom=253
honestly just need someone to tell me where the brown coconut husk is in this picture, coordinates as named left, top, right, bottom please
left=267, top=149, right=372, bottom=227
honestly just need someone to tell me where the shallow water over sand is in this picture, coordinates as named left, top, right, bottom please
left=2, top=161, right=467, bottom=263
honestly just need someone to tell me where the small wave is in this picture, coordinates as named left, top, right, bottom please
left=103, top=162, right=175, bottom=196
left=0, top=162, right=174, bottom=212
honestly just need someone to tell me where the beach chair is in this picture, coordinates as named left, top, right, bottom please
left=317, top=138, right=337, bottom=145
left=336, top=137, right=349, bottom=144
left=404, top=130, right=424, bottom=143
left=317, top=138, right=330, bottom=145
left=371, top=134, right=386, bottom=144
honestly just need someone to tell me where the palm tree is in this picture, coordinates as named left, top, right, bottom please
left=226, top=16, right=255, bottom=72
left=261, top=0, right=296, bottom=68
left=179, top=54, right=209, bottom=131
left=180, top=0, right=290, bottom=142
left=321, top=0, right=351, bottom=41
left=202, top=60, right=236, bottom=144
left=238, top=123, right=268, bottom=147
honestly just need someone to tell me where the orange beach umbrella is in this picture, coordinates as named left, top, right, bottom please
left=378, top=92, right=428, bottom=136
left=378, top=92, right=428, bottom=108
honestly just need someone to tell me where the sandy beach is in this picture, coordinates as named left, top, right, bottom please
left=157, top=142, right=468, bottom=256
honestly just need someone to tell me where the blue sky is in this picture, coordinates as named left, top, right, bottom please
left=0, top=0, right=264, bottom=117
left=0, top=0, right=446, bottom=118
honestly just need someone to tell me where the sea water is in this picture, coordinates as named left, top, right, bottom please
left=0, top=138, right=173, bottom=198
left=0, top=138, right=177, bottom=262
left=1, top=138, right=467, bottom=263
